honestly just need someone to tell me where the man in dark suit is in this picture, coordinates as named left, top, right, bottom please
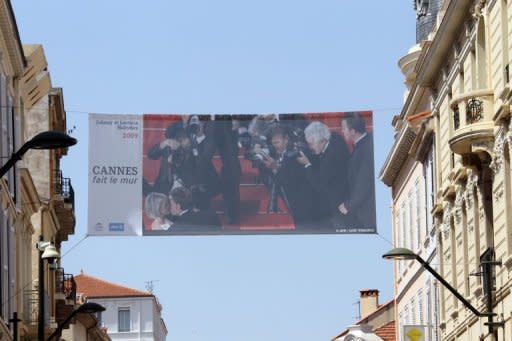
left=174, top=115, right=220, bottom=209
left=166, top=187, right=221, bottom=233
left=261, top=125, right=316, bottom=229
left=296, top=121, right=349, bottom=230
left=338, top=113, right=376, bottom=231
left=146, top=120, right=184, bottom=195
left=214, top=115, right=242, bottom=224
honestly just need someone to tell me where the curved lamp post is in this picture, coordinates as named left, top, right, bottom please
left=46, top=302, right=106, bottom=341
left=0, top=130, right=77, bottom=178
left=382, top=247, right=502, bottom=335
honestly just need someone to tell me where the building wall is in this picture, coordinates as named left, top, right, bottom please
left=0, top=1, right=25, bottom=339
left=389, top=144, right=440, bottom=341
left=385, top=0, right=512, bottom=340
left=88, top=297, right=166, bottom=341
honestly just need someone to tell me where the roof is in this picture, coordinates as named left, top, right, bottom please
left=374, top=321, right=396, bottom=341
left=75, top=271, right=153, bottom=299
left=331, top=299, right=395, bottom=341
left=357, top=299, right=394, bottom=325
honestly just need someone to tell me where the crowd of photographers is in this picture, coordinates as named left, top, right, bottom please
left=143, top=113, right=375, bottom=233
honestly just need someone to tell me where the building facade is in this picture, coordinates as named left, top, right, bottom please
left=380, top=2, right=444, bottom=341
left=383, top=0, right=512, bottom=340
left=0, top=0, right=26, bottom=338
left=75, top=272, right=168, bottom=341
left=0, top=1, right=101, bottom=340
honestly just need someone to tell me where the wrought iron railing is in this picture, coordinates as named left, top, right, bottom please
left=466, top=98, right=484, bottom=124
left=54, top=170, right=75, bottom=212
left=55, top=267, right=77, bottom=303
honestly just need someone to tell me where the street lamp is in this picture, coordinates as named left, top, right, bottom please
left=46, top=302, right=106, bottom=341
left=0, top=130, right=77, bottom=178
left=37, top=237, right=61, bottom=341
left=382, top=247, right=503, bottom=335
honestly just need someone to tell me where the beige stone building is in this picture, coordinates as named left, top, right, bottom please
left=0, top=1, right=105, bottom=340
left=382, top=0, right=512, bottom=340
left=0, top=0, right=29, bottom=339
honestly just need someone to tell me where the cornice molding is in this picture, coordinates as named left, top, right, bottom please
left=379, top=125, right=417, bottom=186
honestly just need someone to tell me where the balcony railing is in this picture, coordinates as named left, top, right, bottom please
left=55, top=267, right=77, bottom=303
left=466, top=98, right=484, bottom=124
left=54, top=170, right=75, bottom=212
left=450, top=89, right=493, bottom=131
left=449, top=89, right=495, bottom=155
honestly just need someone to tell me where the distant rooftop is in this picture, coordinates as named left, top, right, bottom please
left=75, top=271, right=153, bottom=299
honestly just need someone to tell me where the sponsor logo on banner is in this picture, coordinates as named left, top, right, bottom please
left=109, top=223, right=125, bottom=232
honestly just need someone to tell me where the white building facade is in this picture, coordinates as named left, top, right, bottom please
left=75, top=272, right=167, bottom=341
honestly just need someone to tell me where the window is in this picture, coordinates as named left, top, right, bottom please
left=118, top=307, right=130, bottom=332
left=417, top=289, right=423, bottom=324
left=402, top=203, right=407, bottom=251
left=424, top=144, right=436, bottom=236
left=396, top=208, right=402, bottom=273
left=0, top=70, right=16, bottom=321
left=426, top=283, right=432, bottom=338
left=502, top=0, right=509, bottom=84
left=433, top=282, right=440, bottom=341
left=408, top=190, right=414, bottom=250
left=415, top=180, right=421, bottom=249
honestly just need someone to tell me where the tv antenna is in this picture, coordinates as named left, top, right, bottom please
left=145, top=280, right=159, bottom=294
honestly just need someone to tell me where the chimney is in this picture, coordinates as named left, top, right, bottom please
left=359, top=289, right=379, bottom=319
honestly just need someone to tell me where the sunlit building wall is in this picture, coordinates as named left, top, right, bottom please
left=384, top=0, right=512, bottom=340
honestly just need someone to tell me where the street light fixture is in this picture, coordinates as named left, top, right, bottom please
left=46, top=302, right=106, bottom=341
left=37, top=237, right=61, bottom=341
left=0, top=130, right=77, bottom=178
left=382, top=247, right=503, bottom=335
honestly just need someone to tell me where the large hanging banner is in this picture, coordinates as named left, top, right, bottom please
left=88, top=112, right=376, bottom=236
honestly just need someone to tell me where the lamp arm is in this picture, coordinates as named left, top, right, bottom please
left=45, top=311, right=78, bottom=341
left=416, top=256, right=490, bottom=317
left=0, top=150, right=24, bottom=178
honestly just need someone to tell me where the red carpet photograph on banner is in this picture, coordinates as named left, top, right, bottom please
left=88, top=112, right=377, bottom=236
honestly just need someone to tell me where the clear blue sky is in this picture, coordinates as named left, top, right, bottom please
left=12, top=1, right=415, bottom=340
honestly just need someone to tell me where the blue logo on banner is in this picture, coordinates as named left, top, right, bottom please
left=109, top=223, right=125, bottom=232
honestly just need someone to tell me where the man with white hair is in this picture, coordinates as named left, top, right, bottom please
left=296, top=121, right=349, bottom=230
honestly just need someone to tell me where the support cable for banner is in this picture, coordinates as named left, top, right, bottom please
left=0, top=233, right=89, bottom=311
left=61, top=234, right=89, bottom=258
left=0, top=104, right=404, bottom=115
left=376, top=232, right=393, bottom=247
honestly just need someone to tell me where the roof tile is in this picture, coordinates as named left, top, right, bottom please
left=374, top=321, right=396, bottom=341
left=75, top=272, right=152, bottom=299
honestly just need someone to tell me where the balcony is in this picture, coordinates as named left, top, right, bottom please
left=55, top=268, right=77, bottom=330
left=55, top=267, right=77, bottom=303
left=449, top=89, right=495, bottom=156
left=52, top=170, right=76, bottom=242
